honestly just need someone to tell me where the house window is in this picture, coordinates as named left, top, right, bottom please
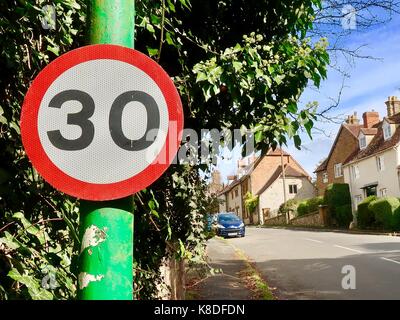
left=359, top=134, right=367, bottom=149
left=376, top=156, right=385, bottom=172
left=235, top=189, right=239, bottom=197
left=289, top=185, right=298, bottom=194
left=354, top=195, right=362, bottom=207
left=383, top=121, right=392, bottom=140
left=231, top=192, right=234, bottom=199
left=379, top=188, right=387, bottom=197
left=334, top=163, right=343, bottom=178
left=352, top=165, right=360, bottom=179
left=322, top=172, right=328, bottom=183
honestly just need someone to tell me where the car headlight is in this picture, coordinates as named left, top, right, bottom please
left=217, top=224, right=225, bottom=229
left=239, top=223, right=244, bottom=228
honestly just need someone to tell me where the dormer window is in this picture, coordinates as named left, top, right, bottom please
left=359, top=133, right=367, bottom=149
left=383, top=121, right=392, bottom=140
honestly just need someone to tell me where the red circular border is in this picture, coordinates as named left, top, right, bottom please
left=21, top=44, right=183, bottom=201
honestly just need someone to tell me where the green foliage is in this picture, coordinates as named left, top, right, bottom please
left=279, top=198, right=300, bottom=214
left=244, top=192, right=259, bottom=214
left=393, top=207, right=400, bottom=231
left=335, top=204, right=353, bottom=228
left=324, top=184, right=351, bottom=227
left=369, top=197, right=400, bottom=230
left=357, top=196, right=377, bottom=229
left=296, top=196, right=324, bottom=216
left=297, top=201, right=308, bottom=216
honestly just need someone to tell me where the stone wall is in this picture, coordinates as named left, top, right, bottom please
left=263, top=206, right=329, bottom=227
left=263, top=214, right=287, bottom=225
left=290, top=211, right=323, bottom=226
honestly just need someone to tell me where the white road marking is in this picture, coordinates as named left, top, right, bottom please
left=381, top=257, right=400, bottom=265
left=304, top=238, right=324, bottom=243
left=334, top=245, right=364, bottom=254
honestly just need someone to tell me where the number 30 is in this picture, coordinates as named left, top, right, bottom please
left=46, top=90, right=160, bottom=151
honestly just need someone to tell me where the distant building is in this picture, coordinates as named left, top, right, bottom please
left=343, top=96, right=400, bottom=212
left=218, top=149, right=315, bottom=224
left=314, top=112, right=364, bottom=196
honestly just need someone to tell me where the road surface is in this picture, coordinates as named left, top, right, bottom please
left=223, top=227, right=400, bottom=299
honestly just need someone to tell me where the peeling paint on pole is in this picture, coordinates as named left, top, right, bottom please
left=78, top=272, right=105, bottom=289
left=80, top=225, right=108, bottom=254
left=78, top=200, right=133, bottom=300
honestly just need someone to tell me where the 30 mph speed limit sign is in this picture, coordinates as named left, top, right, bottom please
left=21, top=44, right=183, bottom=201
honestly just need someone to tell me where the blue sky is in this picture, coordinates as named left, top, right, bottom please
left=215, top=11, right=400, bottom=182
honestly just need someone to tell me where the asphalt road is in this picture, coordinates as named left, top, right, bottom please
left=224, top=227, right=400, bottom=299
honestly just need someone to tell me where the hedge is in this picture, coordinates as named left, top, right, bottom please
left=324, top=183, right=351, bottom=227
left=369, top=197, right=400, bottom=230
left=357, top=195, right=377, bottom=229
left=297, top=196, right=324, bottom=217
left=335, top=204, right=353, bottom=227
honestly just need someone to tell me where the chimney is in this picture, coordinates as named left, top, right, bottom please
left=345, top=112, right=360, bottom=125
left=362, top=111, right=380, bottom=128
left=212, top=170, right=221, bottom=185
left=385, top=96, right=400, bottom=116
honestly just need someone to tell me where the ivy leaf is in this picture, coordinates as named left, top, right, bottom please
left=147, top=47, right=159, bottom=57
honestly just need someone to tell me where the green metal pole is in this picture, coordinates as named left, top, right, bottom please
left=77, top=0, right=135, bottom=300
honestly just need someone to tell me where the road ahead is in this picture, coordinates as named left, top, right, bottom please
left=225, top=227, right=400, bottom=299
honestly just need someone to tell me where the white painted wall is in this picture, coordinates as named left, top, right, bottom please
left=258, top=177, right=316, bottom=217
left=344, top=147, right=400, bottom=212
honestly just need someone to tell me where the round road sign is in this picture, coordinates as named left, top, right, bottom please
left=21, top=44, right=183, bottom=201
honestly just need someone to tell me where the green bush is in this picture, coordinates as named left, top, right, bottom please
left=296, top=196, right=324, bottom=216
left=335, top=204, right=353, bottom=227
left=393, top=207, right=400, bottom=231
left=357, top=195, right=377, bottom=229
left=307, top=196, right=325, bottom=213
left=369, top=197, right=400, bottom=230
left=279, top=198, right=300, bottom=214
left=324, top=183, right=351, bottom=227
left=297, top=201, right=308, bottom=216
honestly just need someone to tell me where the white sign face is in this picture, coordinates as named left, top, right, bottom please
left=37, top=59, right=169, bottom=184
left=21, top=45, right=183, bottom=200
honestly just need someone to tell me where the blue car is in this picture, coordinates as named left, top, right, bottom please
left=215, top=213, right=245, bottom=238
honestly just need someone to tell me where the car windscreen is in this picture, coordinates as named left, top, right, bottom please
left=218, top=215, right=241, bottom=223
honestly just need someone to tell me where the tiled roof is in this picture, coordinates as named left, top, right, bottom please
left=267, top=148, right=290, bottom=156
left=313, top=124, right=361, bottom=173
left=344, top=113, right=400, bottom=165
left=256, top=164, right=307, bottom=196
left=314, top=158, right=328, bottom=173
left=343, top=123, right=362, bottom=138
left=360, top=127, right=378, bottom=135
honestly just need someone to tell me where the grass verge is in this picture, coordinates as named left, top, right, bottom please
left=232, top=245, right=275, bottom=300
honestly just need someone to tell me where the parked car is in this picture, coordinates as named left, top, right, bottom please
left=215, top=212, right=245, bottom=238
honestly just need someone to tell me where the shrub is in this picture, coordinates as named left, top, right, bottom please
left=297, top=201, right=308, bottom=216
left=296, top=196, right=324, bottom=216
left=369, top=197, right=400, bottom=230
left=324, top=183, right=351, bottom=227
left=357, top=195, right=377, bottom=229
left=335, top=204, right=353, bottom=227
left=393, top=207, right=400, bottom=231
left=279, top=198, right=300, bottom=214
left=307, top=196, right=325, bottom=213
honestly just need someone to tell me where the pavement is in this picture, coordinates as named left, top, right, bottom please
left=221, top=227, right=400, bottom=300
left=192, top=238, right=252, bottom=300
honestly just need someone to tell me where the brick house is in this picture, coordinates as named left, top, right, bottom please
left=313, top=111, right=377, bottom=196
left=343, top=96, right=400, bottom=212
left=218, top=149, right=315, bottom=224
